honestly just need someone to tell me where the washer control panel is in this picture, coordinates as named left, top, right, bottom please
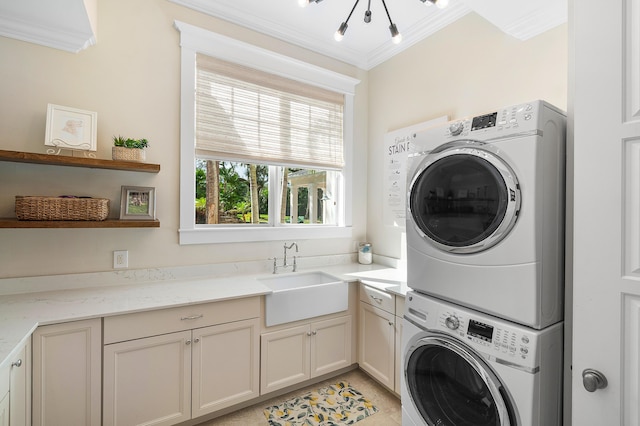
left=436, top=308, right=535, bottom=362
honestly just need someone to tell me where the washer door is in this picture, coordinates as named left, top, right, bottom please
left=405, top=334, right=517, bottom=426
left=408, top=140, right=521, bottom=254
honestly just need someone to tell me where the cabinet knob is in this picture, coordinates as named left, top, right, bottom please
left=11, top=359, right=22, bottom=368
left=312, top=330, right=317, bottom=335
left=194, top=338, right=200, bottom=344
left=582, top=369, right=608, bottom=392
left=186, top=339, right=192, bottom=345
left=306, top=332, right=312, bottom=336
left=388, top=321, right=394, bottom=326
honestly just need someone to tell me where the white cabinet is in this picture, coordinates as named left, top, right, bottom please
left=261, top=315, right=352, bottom=394
left=9, top=341, right=30, bottom=426
left=32, top=318, right=102, bottom=426
left=0, top=340, right=29, bottom=426
left=358, top=283, right=404, bottom=393
left=103, top=297, right=260, bottom=426
left=0, top=392, right=8, bottom=426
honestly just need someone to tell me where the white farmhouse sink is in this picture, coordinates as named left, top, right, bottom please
left=259, top=271, right=348, bottom=326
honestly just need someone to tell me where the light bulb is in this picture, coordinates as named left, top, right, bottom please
left=435, top=0, right=449, bottom=8
left=335, top=22, right=348, bottom=41
left=389, top=23, right=401, bottom=44
left=298, top=0, right=309, bottom=7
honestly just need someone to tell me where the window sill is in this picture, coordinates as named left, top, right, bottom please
left=179, top=225, right=353, bottom=245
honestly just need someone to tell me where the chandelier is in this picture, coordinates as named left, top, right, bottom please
left=299, top=0, right=449, bottom=44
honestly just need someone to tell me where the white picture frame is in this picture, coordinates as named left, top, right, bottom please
left=45, top=103, right=97, bottom=152
left=120, top=186, right=156, bottom=220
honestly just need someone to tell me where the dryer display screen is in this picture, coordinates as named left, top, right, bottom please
left=471, top=112, right=497, bottom=131
left=468, top=319, right=494, bottom=342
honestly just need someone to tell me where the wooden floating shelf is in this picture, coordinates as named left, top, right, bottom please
left=0, top=149, right=160, bottom=173
left=0, top=218, right=160, bottom=229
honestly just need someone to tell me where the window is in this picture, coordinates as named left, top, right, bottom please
left=175, top=21, right=359, bottom=244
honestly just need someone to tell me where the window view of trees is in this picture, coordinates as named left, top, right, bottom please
left=195, top=160, right=334, bottom=225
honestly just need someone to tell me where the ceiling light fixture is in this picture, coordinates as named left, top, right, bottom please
left=302, top=0, right=449, bottom=44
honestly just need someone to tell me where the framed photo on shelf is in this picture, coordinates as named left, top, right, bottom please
left=45, top=104, right=98, bottom=152
left=120, top=186, right=156, bottom=220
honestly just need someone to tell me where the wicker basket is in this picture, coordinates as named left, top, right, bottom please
left=112, top=146, right=146, bottom=162
left=15, top=196, right=110, bottom=221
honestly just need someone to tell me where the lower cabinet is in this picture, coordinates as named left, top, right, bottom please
left=358, top=283, right=404, bottom=393
left=9, top=340, right=30, bottom=426
left=102, top=298, right=260, bottom=426
left=261, top=315, right=352, bottom=394
left=32, top=318, right=102, bottom=426
left=0, top=392, right=8, bottom=426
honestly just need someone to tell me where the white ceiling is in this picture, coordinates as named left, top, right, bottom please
left=0, top=0, right=566, bottom=69
left=169, top=0, right=567, bottom=70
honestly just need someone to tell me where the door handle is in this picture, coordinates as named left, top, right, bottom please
left=582, top=369, right=608, bottom=392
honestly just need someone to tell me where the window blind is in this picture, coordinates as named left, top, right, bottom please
left=195, top=54, right=345, bottom=170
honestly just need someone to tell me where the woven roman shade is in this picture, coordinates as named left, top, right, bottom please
left=195, top=54, right=345, bottom=170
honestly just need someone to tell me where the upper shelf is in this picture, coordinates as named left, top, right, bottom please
left=0, top=149, right=160, bottom=173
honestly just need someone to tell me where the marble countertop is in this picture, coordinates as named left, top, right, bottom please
left=0, top=262, right=406, bottom=371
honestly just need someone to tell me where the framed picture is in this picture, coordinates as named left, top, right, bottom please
left=45, top=104, right=97, bottom=151
left=120, top=186, right=156, bottom=220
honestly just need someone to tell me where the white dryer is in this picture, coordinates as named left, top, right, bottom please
left=406, top=100, right=566, bottom=329
left=402, top=291, right=563, bottom=426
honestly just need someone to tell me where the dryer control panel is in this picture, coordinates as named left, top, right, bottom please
left=444, top=103, right=536, bottom=139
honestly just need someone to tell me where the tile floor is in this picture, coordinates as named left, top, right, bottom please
left=197, top=369, right=401, bottom=425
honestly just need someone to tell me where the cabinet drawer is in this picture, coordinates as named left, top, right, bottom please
left=360, top=284, right=394, bottom=314
left=104, top=296, right=260, bottom=344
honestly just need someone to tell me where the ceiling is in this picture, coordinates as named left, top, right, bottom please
left=169, top=0, right=567, bottom=70
left=0, top=0, right=566, bottom=69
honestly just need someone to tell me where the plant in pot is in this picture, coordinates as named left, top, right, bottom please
left=112, top=136, right=149, bottom=162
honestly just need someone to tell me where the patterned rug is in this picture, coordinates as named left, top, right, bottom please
left=264, top=381, right=379, bottom=425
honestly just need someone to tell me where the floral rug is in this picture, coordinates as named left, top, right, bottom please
left=264, top=381, right=379, bottom=425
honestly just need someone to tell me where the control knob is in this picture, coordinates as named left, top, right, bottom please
left=448, top=122, right=464, bottom=136
left=445, top=315, right=460, bottom=330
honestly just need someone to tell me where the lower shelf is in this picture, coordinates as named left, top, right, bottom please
left=0, top=218, right=160, bottom=228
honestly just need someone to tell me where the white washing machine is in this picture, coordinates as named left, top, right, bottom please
left=401, top=291, right=563, bottom=426
left=406, top=100, right=566, bottom=329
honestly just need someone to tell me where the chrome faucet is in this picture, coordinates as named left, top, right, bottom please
left=272, top=242, right=299, bottom=273
left=283, top=242, right=298, bottom=270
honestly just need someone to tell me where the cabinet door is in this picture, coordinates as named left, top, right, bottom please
left=103, top=331, right=191, bottom=426
left=311, top=316, right=352, bottom=378
left=192, top=318, right=260, bottom=418
left=359, top=302, right=395, bottom=389
left=394, top=315, right=402, bottom=394
left=32, top=318, right=101, bottom=426
left=0, top=392, right=8, bottom=426
left=9, top=341, right=30, bottom=426
left=260, top=324, right=310, bottom=394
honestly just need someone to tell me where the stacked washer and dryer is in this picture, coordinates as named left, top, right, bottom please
left=401, top=101, right=566, bottom=426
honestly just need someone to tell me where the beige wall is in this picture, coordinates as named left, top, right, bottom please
left=0, top=0, right=368, bottom=278
left=367, top=13, right=568, bottom=260
left=0, top=3, right=568, bottom=279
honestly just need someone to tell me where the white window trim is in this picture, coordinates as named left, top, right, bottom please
left=175, top=21, right=359, bottom=245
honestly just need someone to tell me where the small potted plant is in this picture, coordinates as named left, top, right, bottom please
left=112, top=136, right=149, bottom=162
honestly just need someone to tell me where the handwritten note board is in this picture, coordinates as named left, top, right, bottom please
left=383, top=116, right=448, bottom=228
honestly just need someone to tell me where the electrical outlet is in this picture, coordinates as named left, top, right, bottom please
left=113, top=250, right=128, bottom=269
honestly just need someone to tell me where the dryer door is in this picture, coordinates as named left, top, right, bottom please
left=405, top=334, right=517, bottom=426
left=408, top=140, right=521, bottom=254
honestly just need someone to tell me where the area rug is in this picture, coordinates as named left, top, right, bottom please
left=264, top=381, right=379, bottom=425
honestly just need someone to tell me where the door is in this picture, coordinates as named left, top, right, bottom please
left=571, top=0, right=640, bottom=423
left=404, top=335, right=515, bottom=426
left=191, top=318, right=260, bottom=417
left=32, top=318, right=102, bottom=426
left=310, top=316, right=352, bottom=377
left=359, top=302, right=395, bottom=389
left=103, top=331, right=192, bottom=426
left=408, top=141, right=521, bottom=254
left=260, top=324, right=311, bottom=394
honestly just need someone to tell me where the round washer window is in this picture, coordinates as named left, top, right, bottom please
left=406, top=341, right=513, bottom=426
